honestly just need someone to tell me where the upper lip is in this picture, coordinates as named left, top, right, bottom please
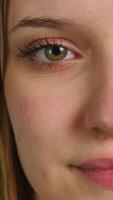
left=76, top=158, right=113, bottom=170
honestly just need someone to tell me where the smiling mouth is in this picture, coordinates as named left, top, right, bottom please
left=69, top=158, right=113, bottom=189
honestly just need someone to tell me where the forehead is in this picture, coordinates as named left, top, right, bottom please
left=9, top=0, right=113, bottom=30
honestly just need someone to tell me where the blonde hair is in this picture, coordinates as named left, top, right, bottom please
left=0, top=0, right=36, bottom=199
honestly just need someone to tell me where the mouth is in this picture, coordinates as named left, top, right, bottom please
left=70, top=158, right=113, bottom=189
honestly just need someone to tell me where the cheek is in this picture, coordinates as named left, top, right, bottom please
left=4, top=74, right=83, bottom=141
left=4, top=72, right=85, bottom=159
left=4, top=68, right=90, bottom=196
left=4, top=65, right=90, bottom=154
left=5, top=84, right=79, bottom=142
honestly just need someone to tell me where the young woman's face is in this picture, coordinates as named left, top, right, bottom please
left=4, top=0, right=113, bottom=199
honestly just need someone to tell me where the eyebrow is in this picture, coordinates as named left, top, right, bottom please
left=9, top=16, right=84, bottom=35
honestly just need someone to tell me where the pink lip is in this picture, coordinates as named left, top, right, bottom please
left=72, top=158, right=113, bottom=189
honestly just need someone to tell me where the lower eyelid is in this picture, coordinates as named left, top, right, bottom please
left=32, top=57, right=82, bottom=67
left=16, top=51, right=85, bottom=75
left=32, top=60, right=76, bottom=73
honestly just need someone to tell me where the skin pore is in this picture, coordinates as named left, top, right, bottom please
left=4, top=0, right=113, bottom=199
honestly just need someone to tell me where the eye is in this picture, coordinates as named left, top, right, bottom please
left=17, top=37, right=83, bottom=73
left=34, top=45, right=76, bottom=63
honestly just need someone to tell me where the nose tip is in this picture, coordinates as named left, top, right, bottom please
left=84, top=93, right=113, bottom=138
left=85, top=111, right=113, bottom=135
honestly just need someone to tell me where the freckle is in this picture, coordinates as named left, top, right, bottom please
left=17, top=135, right=21, bottom=142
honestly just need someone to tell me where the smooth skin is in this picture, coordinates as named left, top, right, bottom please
left=4, top=0, right=113, bottom=199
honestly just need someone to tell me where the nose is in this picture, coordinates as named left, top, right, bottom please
left=84, top=51, right=113, bottom=137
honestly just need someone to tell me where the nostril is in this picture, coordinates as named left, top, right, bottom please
left=92, top=127, right=113, bottom=141
left=92, top=127, right=103, bottom=135
left=93, top=127, right=100, bottom=132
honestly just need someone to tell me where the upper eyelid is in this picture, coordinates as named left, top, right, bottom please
left=25, top=37, right=84, bottom=55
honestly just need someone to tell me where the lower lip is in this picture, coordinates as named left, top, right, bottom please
left=70, top=165, right=113, bottom=189
left=78, top=168, right=113, bottom=189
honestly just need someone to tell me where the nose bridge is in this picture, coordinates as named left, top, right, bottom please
left=84, top=41, right=113, bottom=133
left=93, top=38, right=113, bottom=104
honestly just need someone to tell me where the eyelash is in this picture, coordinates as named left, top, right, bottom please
left=17, top=36, right=82, bottom=73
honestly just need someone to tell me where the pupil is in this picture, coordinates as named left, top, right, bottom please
left=52, top=46, right=61, bottom=56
